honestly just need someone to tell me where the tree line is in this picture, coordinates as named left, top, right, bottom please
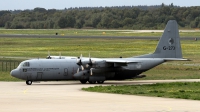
left=0, top=4, right=200, bottom=29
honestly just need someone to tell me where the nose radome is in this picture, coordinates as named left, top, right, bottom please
left=10, top=69, right=19, bottom=78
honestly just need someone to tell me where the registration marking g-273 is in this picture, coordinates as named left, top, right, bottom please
left=163, top=46, right=175, bottom=50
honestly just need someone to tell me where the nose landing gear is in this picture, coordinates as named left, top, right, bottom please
left=26, top=80, right=32, bottom=85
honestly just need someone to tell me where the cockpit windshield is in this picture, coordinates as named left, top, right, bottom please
left=17, top=61, right=30, bottom=68
left=23, top=62, right=30, bottom=67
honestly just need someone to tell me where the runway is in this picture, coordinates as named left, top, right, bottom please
left=0, top=80, right=200, bottom=112
left=0, top=34, right=199, bottom=40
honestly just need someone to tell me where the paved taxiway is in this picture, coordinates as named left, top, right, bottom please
left=0, top=80, right=200, bottom=112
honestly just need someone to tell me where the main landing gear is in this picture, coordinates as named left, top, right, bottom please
left=26, top=80, right=32, bottom=85
left=80, top=80, right=104, bottom=84
left=80, top=80, right=88, bottom=84
left=97, top=81, right=104, bottom=84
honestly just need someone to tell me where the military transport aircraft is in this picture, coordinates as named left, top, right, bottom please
left=10, top=20, right=188, bottom=85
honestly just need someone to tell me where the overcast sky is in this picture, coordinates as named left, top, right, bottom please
left=1, top=0, right=199, bottom=10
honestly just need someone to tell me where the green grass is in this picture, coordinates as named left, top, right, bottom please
left=0, top=29, right=200, bottom=37
left=0, top=71, right=21, bottom=81
left=0, top=38, right=158, bottom=58
left=0, top=37, right=199, bottom=58
left=82, top=82, right=200, bottom=100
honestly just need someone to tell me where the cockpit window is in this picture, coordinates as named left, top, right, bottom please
left=23, top=62, right=30, bottom=67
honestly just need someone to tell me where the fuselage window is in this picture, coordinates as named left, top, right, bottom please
left=23, top=62, right=30, bottom=67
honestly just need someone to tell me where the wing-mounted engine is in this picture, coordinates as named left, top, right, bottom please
left=91, top=60, right=112, bottom=68
left=74, top=54, right=114, bottom=80
left=73, top=70, right=89, bottom=80
left=76, top=54, right=113, bottom=70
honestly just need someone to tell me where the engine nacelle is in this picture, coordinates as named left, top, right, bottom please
left=73, top=70, right=89, bottom=80
left=92, top=60, right=112, bottom=68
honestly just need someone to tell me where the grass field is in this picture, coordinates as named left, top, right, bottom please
left=0, top=29, right=200, bottom=37
left=82, top=82, right=200, bottom=100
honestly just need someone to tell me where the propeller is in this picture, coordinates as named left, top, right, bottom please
left=77, top=54, right=82, bottom=65
left=76, top=53, right=94, bottom=73
left=85, top=53, right=93, bottom=67
left=77, top=54, right=84, bottom=73
left=47, top=51, right=51, bottom=59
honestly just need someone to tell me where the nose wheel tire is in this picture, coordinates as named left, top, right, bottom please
left=26, top=80, right=32, bottom=85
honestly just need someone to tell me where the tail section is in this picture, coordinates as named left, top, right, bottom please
left=154, top=20, right=182, bottom=58
left=136, top=20, right=183, bottom=59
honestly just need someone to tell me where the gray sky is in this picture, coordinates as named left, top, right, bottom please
left=1, top=0, right=199, bottom=10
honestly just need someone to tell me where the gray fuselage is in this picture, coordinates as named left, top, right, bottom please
left=11, top=58, right=164, bottom=81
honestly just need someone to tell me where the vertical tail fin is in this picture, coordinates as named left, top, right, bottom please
left=136, top=20, right=183, bottom=58
left=154, top=20, right=182, bottom=58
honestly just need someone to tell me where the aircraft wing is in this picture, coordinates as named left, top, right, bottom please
left=105, top=59, right=139, bottom=63
left=105, top=58, right=189, bottom=63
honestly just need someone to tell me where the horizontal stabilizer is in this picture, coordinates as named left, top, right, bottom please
left=164, top=58, right=190, bottom=61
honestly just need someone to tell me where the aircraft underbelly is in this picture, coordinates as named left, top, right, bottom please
left=113, top=70, right=147, bottom=80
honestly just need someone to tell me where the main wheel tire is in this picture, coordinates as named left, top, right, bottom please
left=80, top=80, right=87, bottom=84
left=26, top=80, right=32, bottom=85
left=89, top=81, right=96, bottom=84
left=97, top=81, right=104, bottom=84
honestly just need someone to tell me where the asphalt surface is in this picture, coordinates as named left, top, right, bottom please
left=0, top=34, right=199, bottom=40
left=1, top=80, right=200, bottom=112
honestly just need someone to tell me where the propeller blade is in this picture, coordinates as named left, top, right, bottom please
left=81, top=65, right=84, bottom=70
left=90, top=68, right=93, bottom=75
left=77, top=68, right=79, bottom=73
left=88, top=52, right=93, bottom=66
left=77, top=54, right=83, bottom=65
left=77, top=59, right=81, bottom=65
left=48, top=51, right=50, bottom=56
left=80, top=54, right=82, bottom=59
left=47, top=51, right=51, bottom=59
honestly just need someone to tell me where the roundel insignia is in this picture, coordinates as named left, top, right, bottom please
left=168, top=38, right=174, bottom=45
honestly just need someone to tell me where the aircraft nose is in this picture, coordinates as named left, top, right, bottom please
left=10, top=69, right=20, bottom=78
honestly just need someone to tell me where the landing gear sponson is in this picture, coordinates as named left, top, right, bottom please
left=25, top=80, right=104, bottom=85
left=80, top=80, right=104, bottom=84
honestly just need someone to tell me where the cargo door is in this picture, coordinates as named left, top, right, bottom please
left=64, top=68, right=68, bottom=76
